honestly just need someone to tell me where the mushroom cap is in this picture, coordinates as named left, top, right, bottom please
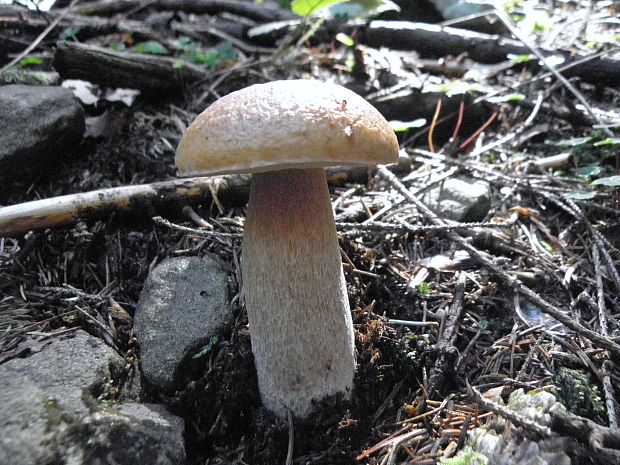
left=175, top=79, right=399, bottom=176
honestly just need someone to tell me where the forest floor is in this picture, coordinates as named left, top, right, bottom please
left=1, top=0, right=620, bottom=464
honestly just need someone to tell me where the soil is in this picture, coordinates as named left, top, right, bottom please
left=0, top=85, right=426, bottom=465
left=2, top=1, right=620, bottom=464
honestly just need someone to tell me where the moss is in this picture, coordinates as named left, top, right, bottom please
left=440, top=447, right=488, bottom=465
left=553, top=368, right=605, bottom=423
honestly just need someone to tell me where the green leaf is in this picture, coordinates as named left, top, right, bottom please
left=172, top=60, right=185, bottom=69
left=592, top=176, right=620, bottom=187
left=203, top=51, right=221, bottom=68
left=335, top=32, right=354, bottom=46
left=486, top=93, right=526, bottom=103
left=60, top=27, right=80, bottom=41
left=593, top=137, right=620, bottom=147
left=541, top=240, right=555, bottom=253
left=173, top=36, right=196, bottom=52
left=437, top=80, right=479, bottom=96
left=508, top=53, right=536, bottom=63
left=291, top=0, right=348, bottom=16
left=575, top=164, right=601, bottom=177
left=131, top=41, right=169, bottom=55
left=418, top=282, right=431, bottom=295
left=564, top=191, right=597, bottom=200
left=551, top=136, right=593, bottom=147
left=326, top=0, right=400, bottom=19
left=196, top=43, right=238, bottom=69
left=389, top=118, right=426, bottom=132
left=18, top=56, right=43, bottom=67
left=215, top=42, right=237, bottom=62
left=192, top=336, right=219, bottom=359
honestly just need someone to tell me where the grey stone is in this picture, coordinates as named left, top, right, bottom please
left=134, top=255, right=230, bottom=392
left=0, top=330, right=186, bottom=465
left=421, top=177, right=491, bottom=222
left=0, top=330, right=122, bottom=465
left=0, top=84, right=84, bottom=177
left=67, top=403, right=186, bottom=465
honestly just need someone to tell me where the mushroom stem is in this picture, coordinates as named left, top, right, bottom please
left=242, top=168, right=356, bottom=418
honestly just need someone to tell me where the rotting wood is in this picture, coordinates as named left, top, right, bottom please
left=550, top=412, right=620, bottom=463
left=361, top=21, right=620, bottom=87
left=53, top=41, right=208, bottom=93
left=67, top=0, right=296, bottom=22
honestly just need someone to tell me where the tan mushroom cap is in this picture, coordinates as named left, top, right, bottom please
left=175, top=79, right=399, bottom=176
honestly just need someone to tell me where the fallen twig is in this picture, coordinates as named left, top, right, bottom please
left=0, top=0, right=79, bottom=76
left=0, top=175, right=250, bottom=237
left=361, top=20, right=620, bottom=87
left=376, top=165, right=620, bottom=360
left=467, top=381, right=552, bottom=437
left=68, top=0, right=296, bottom=22
left=427, top=272, right=467, bottom=397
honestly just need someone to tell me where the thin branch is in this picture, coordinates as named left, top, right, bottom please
left=376, top=166, right=620, bottom=360
left=593, top=246, right=619, bottom=429
left=494, top=10, right=614, bottom=138
left=0, top=0, right=80, bottom=76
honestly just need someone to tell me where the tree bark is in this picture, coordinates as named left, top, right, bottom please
left=53, top=41, right=207, bottom=93
left=361, top=20, right=620, bottom=87
left=70, top=0, right=295, bottom=22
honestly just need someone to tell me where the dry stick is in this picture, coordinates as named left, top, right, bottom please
left=458, top=111, right=498, bottom=151
left=592, top=247, right=619, bottom=429
left=549, top=413, right=620, bottom=463
left=152, top=216, right=242, bottom=238
left=376, top=166, right=620, bottom=360
left=494, top=11, right=614, bottom=139
left=362, top=21, right=620, bottom=88
left=0, top=0, right=80, bottom=76
left=467, top=381, right=552, bottom=438
left=0, top=176, right=251, bottom=237
left=428, top=98, right=442, bottom=153
left=70, top=0, right=296, bottom=22
left=428, top=272, right=467, bottom=397
left=285, top=410, right=294, bottom=465
left=1, top=163, right=414, bottom=237
left=547, top=194, right=620, bottom=310
left=592, top=230, right=620, bottom=295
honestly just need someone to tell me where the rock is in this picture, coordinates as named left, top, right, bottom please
left=0, top=330, right=186, bottom=465
left=421, top=177, right=491, bottom=222
left=0, top=330, right=123, bottom=465
left=0, top=84, right=84, bottom=178
left=134, top=255, right=231, bottom=392
left=68, top=403, right=186, bottom=465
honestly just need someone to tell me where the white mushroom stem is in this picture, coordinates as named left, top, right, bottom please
left=242, top=168, right=356, bottom=418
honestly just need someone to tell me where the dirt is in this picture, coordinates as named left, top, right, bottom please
left=0, top=89, right=424, bottom=463
left=2, top=1, right=620, bottom=464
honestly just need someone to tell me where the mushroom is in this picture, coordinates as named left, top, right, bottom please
left=175, top=80, right=398, bottom=418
